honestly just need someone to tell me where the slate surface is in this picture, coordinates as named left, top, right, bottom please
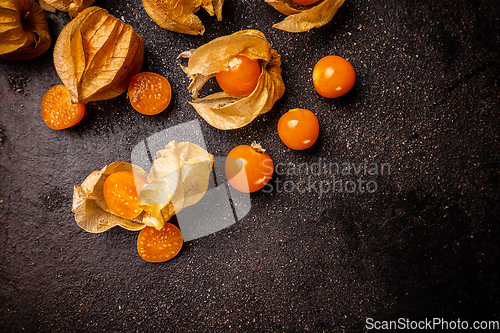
left=1, top=0, right=499, bottom=332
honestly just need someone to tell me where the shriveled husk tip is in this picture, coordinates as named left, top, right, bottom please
left=53, top=6, right=144, bottom=104
left=266, top=0, right=345, bottom=33
left=39, top=0, right=96, bottom=17
left=179, top=30, right=285, bottom=130
left=142, top=0, right=224, bottom=35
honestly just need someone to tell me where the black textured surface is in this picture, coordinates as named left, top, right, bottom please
left=1, top=0, right=499, bottom=332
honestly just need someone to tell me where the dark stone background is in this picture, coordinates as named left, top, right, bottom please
left=1, top=0, right=499, bottom=332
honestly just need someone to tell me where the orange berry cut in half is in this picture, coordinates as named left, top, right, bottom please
left=137, top=224, right=183, bottom=263
left=41, top=85, right=85, bottom=130
left=128, top=72, right=172, bottom=115
left=103, top=171, right=146, bottom=219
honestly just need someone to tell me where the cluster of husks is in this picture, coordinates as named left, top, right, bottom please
left=2, top=1, right=347, bottom=238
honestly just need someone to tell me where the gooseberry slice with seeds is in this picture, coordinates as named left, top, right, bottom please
left=137, top=224, right=183, bottom=263
left=128, top=72, right=172, bottom=115
left=103, top=171, right=146, bottom=219
left=41, top=85, right=85, bottom=130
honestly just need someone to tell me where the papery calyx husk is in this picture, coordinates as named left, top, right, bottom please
left=178, top=30, right=285, bottom=130
left=53, top=6, right=144, bottom=104
left=39, top=0, right=95, bottom=18
left=72, top=141, right=213, bottom=233
left=139, top=140, right=214, bottom=230
left=265, top=0, right=345, bottom=32
left=72, top=162, right=150, bottom=233
left=142, top=0, right=224, bottom=35
left=0, top=0, right=52, bottom=60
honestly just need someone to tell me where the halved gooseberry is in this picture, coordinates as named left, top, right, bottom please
left=103, top=171, right=146, bottom=219
left=128, top=72, right=172, bottom=115
left=137, top=224, right=183, bottom=263
left=41, top=85, right=85, bottom=130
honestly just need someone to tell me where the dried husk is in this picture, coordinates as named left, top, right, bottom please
left=72, top=162, right=149, bottom=233
left=0, top=0, right=52, bottom=60
left=142, top=0, right=224, bottom=35
left=72, top=141, right=213, bottom=233
left=53, top=6, right=144, bottom=104
left=178, top=30, right=285, bottom=130
left=139, top=141, right=214, bottom=229
left=39, top=0, right=95, bottom=18
left=266, top=0, right=345, bottom=32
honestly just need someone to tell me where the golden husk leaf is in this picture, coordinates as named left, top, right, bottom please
left=53, top=6, right=144, bottom=104
left=139, top=141, right=214, bottom=229
left=39, top=0, right=95, bottom=18
left=0, top=0, right=52, bottom=60
left=72, top=141, right=214, bottom=233
left=266, top=0, right=345, bottom=32
left=178, top=30, right=285, bottom=130
left=142, top=0, right=224, bottom=35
